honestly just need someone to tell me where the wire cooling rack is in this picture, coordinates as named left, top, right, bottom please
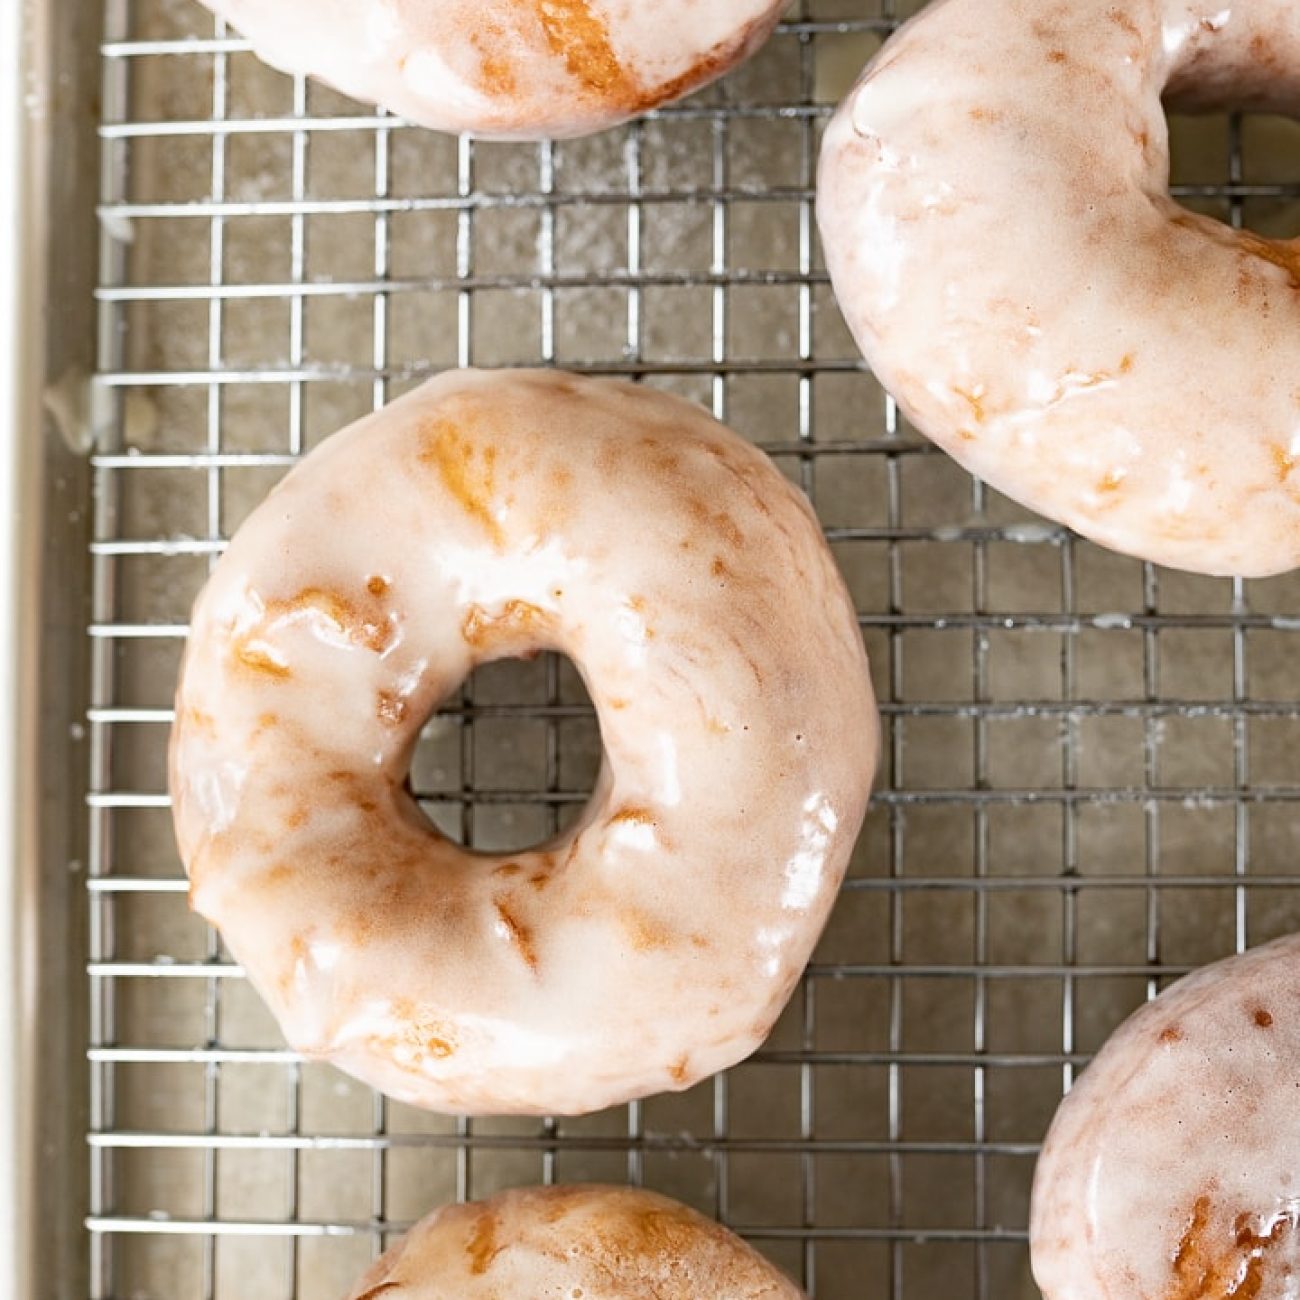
left=84, top=0, right=1300, bottom=1296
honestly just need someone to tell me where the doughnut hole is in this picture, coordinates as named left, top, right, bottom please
left=1168, top=109, right=1300, bottom=240
left=406, top=651, right=599, bottom=854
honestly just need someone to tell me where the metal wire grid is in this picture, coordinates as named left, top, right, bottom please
left=83, top=1, right=1300, bottom=1297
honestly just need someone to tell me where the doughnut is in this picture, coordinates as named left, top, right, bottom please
left=169, top=368, right=877, bottom=1116
left=196, top=0, right=788, bottom=139
left=1030, top=934, right=1300, bottom=1300
left=817, top=0, right=1300, bottom=577
left=345, top=1184, right=805, bottom=1298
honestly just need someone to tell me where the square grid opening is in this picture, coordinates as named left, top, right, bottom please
left=86, top=1, right=1300, bottom=1297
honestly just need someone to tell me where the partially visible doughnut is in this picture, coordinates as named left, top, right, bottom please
left=1031, top=934, right=1300, bottom=1300
left=169, top=368, right=877, bottom=1116
left=818, top=0, right=1300, bottom=576
left=346, top=1184, right=805, bottom=1299
left=196, top=0, right=788, bottom=139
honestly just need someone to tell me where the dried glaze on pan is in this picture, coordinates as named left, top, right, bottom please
left=196, top=0, right=787, bottom=139
left=1030, top=933, right=1300, bottom=1300
left=818, top=0, right=1300, bottom=577
left=169, top=368, right=877, bottom=1117
left=346, top=1184, right=806, bottom=1299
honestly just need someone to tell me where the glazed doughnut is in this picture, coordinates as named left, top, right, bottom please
left=345, top=1184, right=805, bottom=1298
left=1031, top=934, right=1300, bottom=1300
left=818, top=0, right=1300, bottom=577
left=196, top=0, right=788, bottom=139
left=169, top=368, right=876, bottom=1116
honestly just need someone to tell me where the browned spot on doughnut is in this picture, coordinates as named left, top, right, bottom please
left=623, top=908, right=672, bottom=952
left=1254, top=1007, right=1274, bottom=1028
left=419, top=1030, right=455, bottom=1059
left=687, top=496, right=744, bottom=548
left=607, top=696, right=630, bottom=710
left=1097, top=469, right=1127, bottom=495
left=668, top=1055, right=690, bottom=1084
left=953, top=385, right=988, bottom=424
left=462, top=599, right=550, bottom=649
left=612, top=805, right=655, bottom=828
left=1120, top=353, right=1136, bottom=374
left=284, top=806, right=308, bottom=830
left=376, top=690, right=408, bottom=727
left=1239, top=231, right=1300, bottom=290
left=466, top=1205, right=503, bottom=1274
left=1107, top=9, right=1140, bottom=38
left=711, top=555, right=736, bottom=580
left=957, top=428, right=977, bottom=443
left=728, top=633, right=765, bottom=687
left=636, top=21, right=770, bottom=113
left=1271, top=446, right=1295, bottom=483
left=468, top=22, right=519, bottom=96
left=533, top=0, right=637, bottom=100
left=380, top=1001, right=457, bottom=1064
left=422, top=418, right=504, bottom=547
left=367, top=575, right=390, bottom=597
left=289, top=588, right=394, bottom=653
left=1159, top=1024, right=1184, bottom=1045
left=1046, top=49, right=1068, bottom=64
left=529, top=870, right=551, bottom=890
left=690, top=933, right=710, bottom=949
left=182, top=707, right=217, bottom=733
left=494, top=900, right=539, bottom=973
left=260, top=862, right=295, bottom=889
left=233, top=640, right=292, bottom=681
left=352, top=1284, right=402, bottom=1300
left=1167, top=1194, right=1293, bottom=1300
left=585, top=1200, right=738, bottom=1275
left=276, top=934, right=313, bottom=995
left=538, top=1188, right=583, bottom=1224
left=494, top=863, right=523, bottom=878
left=238, top=589, right=395, bottom=677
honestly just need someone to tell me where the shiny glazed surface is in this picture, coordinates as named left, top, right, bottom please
left=345, top=1184, right=806, bottom=1298
left=196, top=0, right=787, bottom=139
left=818, top=0, right=1300, bottom=577
left=1030, top=933, right=1300, bottom=1300
left=168, top=368, right=877, bottom=1116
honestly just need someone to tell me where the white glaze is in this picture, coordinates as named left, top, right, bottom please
left=169, top=369, right=877, bottom=1116
left=1031, top=933, right=1300, bottom=1300
left=346, top=1184, right=806, bottom=1299
left=196, top=0, right=787, bottom=139
left=818, top=0, right=1300, bottom=577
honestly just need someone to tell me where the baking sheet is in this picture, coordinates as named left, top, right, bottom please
left=85, top=0, right=1300, bottom=1296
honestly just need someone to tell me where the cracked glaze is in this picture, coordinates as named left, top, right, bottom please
left=195, top=0, right=787, bottom=139
left=1031, top=934, right=1300, bottom=1300
left=345, top=1184, right=806, bottom=1299
left=818, top=0, right=1300, bottom=577
left=169, top=369, right=877, bottom=1117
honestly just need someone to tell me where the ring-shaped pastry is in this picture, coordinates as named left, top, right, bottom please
left=197, top=0, right=789, bottom=139
left=169, top=368, right=877, bottom=1116
left=346, top=1184, right=806, bottom=1298
left=1031, top=933, right=1300, bottom=1300
left=819, top=0, right=1300, bottom=576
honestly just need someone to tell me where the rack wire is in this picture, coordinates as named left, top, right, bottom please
left=85, top=0, right=1300, bottom=1296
